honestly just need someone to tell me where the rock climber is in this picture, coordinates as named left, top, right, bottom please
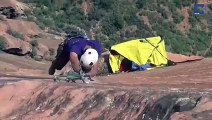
left=48, top=31, right=102, bottom=77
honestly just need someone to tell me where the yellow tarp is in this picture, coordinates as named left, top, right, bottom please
left=109, top=36, right=168, bottom=73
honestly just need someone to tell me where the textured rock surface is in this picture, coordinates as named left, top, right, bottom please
left=0, top=33, right=32, bottom=55
left=0, top=0, right=28, bottom=14
left=0, top=18, right=51, bottom=57
left=0, top=59, right=211, bottom=120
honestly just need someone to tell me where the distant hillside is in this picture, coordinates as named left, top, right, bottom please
left=21, top=0, right=212, bottom=56
left=0, top=0, right=64, bottom=62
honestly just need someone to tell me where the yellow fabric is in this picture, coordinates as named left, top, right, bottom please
left=109, top=36, right=168, bottom=73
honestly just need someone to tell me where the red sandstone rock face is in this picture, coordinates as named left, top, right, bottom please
left=167, top=52, right=203, bottom=63
left=0, top=33, right=32, bottom=55
left=0, top=16, right=54, bottom=57
left=0, top=0, right=28, bottom=14
left=0, top=3, right=59, bottom=58
left=0, top=59, right=211, bottom=120
left=3, top=19, right=42, bottom=36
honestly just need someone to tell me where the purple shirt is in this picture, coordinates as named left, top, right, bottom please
left=64, top=37, right=102, bottom=59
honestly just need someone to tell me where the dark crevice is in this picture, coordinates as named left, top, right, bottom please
left=136, top=94, right=202, bottom=120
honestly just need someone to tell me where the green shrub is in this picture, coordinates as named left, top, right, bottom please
left=47, top=30, right=62, bottom=36
left=174, top=0, right=192, bottom=7
left=33, top=56, right=42, bottom=61
left=64, top=7, right=86, bottom=25
left=0, top=36, right=7, bottom=50
left=24, top=9, right=32, bottom=17
left=94, top=0, right=115, bottom=10
left=95, top=32, right=108, bottom=42
left=205, top=50, right=212, bottom=57
left=146, top=12, right=161, bottom=24
left=135, top=0, right=148, bottom=9
left=30, top=45, right=43, bottom=61
left=157, top=7, right=169, bottom=19
left=49, top=48, right=55, bottom=56
left=102, top=40, right=116, bottom=48
left=45, top=56, right=54, bottom=61
left=0, top=15, right=4, bottom=21
left=6, top=28, right=24, bottom=40
left=122, top=5, right=139, bottom=25
left=172, top=11, right=184, bottom=24
left=26, top=16, right=35, bottom=21
left=162, top=11, right=169, bottom=19
left=167, top=2, right=177, bottom=12
left=173, top=0, right=184, bottom=8
left=30, top=46, right=37, bottom=58
left=109, top=33, right=121, bottom=42
left=35, top=21, right=45, bottom=30
left=189, top=16, right=198, bottom=27
left=88, top=7, right=105, bottom=21
left=208, top=4, right=212, bottom=11
left=102, top=14, right=121, bottom=35
left=30, top=40, right=38, bottom=47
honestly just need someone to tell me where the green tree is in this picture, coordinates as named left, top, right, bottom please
left=172, top=11, right=184, bottom=24
left=93, top=0, right=115, bottom=10
left=113, top=13, right=124, bottom=30
left=88, top=7, right=105, bottom=21
left=167, top=2, right=177, bottom=12
left=135, top=0, right=148, bottom=9
left=102, top=12, right=124, bottom=35
left=124, top=7, right=139, bottom=25
left=173, top=0, right=183, bottom=8
left=37, top=0, right=52, bottom=8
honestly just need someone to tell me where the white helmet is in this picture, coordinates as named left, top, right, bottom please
left=80, top=48, right=99, bottom=69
